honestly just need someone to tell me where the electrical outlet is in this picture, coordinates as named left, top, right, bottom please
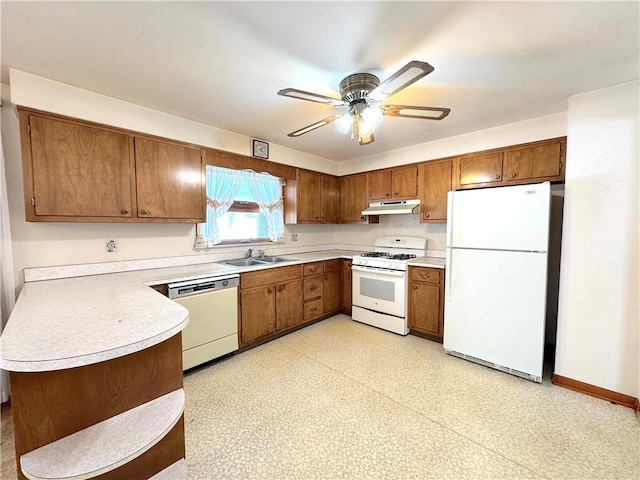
left=291, top=234, right=298, bottom=242
left=105, top=239, right=117, bottom=253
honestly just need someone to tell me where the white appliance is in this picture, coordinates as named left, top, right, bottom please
left=443, top=182, right=551, bottom=382
left=352, top=236, right=427, bottom=335
left=168, top=274, right=239, bottom=371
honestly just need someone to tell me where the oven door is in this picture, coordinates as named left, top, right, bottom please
left=352, top=265, right=406, bottom=318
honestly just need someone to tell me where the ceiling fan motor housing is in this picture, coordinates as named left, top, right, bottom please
left=339, top=73, right=380, bottom=104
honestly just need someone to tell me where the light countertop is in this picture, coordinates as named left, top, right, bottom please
left=407, top=257, right=446, bottom=269
left=0, top=250, right=361, bottom=372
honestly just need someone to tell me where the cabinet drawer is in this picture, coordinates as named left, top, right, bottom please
left=410, top=267, right=441, bottom=284
left=323, top=259, right=341, bottom=273
left=303, top=276, right=324, bottom=300
left=304, top=298, right=323, bottom=321
left=303, top=262, right=323, bottom=276
left=240, top=265, right=302, bottom=290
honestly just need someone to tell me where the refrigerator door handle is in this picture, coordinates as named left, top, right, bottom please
left=446, top=191, right=454, bottom=247
left=445, top=249, right=452, bottom=301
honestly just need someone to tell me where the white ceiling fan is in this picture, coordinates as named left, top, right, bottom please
left=277, top=61, right=451, bottom=145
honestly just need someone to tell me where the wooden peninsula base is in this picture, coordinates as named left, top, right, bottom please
left=9, top=334, right=185, bottom=480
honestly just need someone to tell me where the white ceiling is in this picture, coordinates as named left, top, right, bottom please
left=2, top=2, right=638, bottom=162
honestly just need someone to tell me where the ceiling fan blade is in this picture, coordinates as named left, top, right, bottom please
left=382, top=105, right=450, bottom=120
left=287, top=115, right=342, bottom=137
left=368, top=61, right=435, bottom=102
left=278, top=88, right=348, bottom=107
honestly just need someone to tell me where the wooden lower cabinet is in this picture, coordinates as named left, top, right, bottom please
left=238, top=260, right=349, bottom=348
left=275, top=281, right=304, bottom=331
left=341, top=259, right=352, bottom=314
left=240, top=286, right=277, bottom=345
left=408, top=266, right=445, bottom=341
left=303, top=260, right=342, bottom=322
left=239, top=265, right=303, bottom=347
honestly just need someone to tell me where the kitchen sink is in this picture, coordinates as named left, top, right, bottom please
left=222, top=256, right=298, bottom=267
left=223, top=258, right=268, bottom=267
left=255, top=256, right=298, bottom=263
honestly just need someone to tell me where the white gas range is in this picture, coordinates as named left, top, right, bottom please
left=351, top=236, right=427, bottom=335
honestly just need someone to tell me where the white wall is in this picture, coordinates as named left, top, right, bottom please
left=555, top=81, right=639, bottom=397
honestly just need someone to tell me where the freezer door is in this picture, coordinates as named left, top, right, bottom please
left=443, top=248, right=548, bottom=380
left=447, top=182, right=550, bottom=251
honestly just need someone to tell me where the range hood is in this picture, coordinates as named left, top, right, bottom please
left=362, top=199, right=420, bottom=215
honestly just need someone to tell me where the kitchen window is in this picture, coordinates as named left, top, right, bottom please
left=195, top=166, right=285, bottom=248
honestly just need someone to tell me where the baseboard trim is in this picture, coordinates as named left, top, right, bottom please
left=553, top=374, right=637, bottom=409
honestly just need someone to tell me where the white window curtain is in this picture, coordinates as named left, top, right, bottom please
left=195, top=166, right=286, bottom=248
left=246, top=171, right=286, bottom=243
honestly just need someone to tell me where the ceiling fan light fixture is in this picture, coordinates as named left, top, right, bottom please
left=335, top=113, right=353, bottom=134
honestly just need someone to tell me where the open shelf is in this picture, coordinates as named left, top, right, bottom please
left=150, top=458, right=187, bottom=479
left=20, top=389, right=185, bottom=480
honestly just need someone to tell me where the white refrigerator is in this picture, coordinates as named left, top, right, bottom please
left=443, top=182, right=551, bottom=382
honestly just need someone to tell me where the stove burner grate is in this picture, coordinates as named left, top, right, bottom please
left=360, top=252, right=390, bottom=258
left=388, top=254, right=417, bottom=260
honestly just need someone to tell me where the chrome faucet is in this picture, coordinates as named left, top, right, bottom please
left=258, top=249, right=265, bottom=258
left=245, top=248, right=253, bottom=258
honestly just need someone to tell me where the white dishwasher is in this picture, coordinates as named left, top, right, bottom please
left=168, top=274, right=239, bottom=371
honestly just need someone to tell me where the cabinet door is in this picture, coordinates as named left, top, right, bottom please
left=338, top=174, right=367, bottom=223
left=391, top=165, right=418, bottom=199
left=368, top=170, right=392, bottom=201
left=134, top=137, right=204, bottom=220
left=320, top=175, right=338, bottom=223
left=323, top=271, right=341, bottom=313
left=342, top=260, right=352, bottom=312
left=418, top=160, right=451, bottom=223
left=275, top=281, right=303, bottom=331
left=240, top=287, right=276, bottom=345
left=29, top=114, right=133, bottom=218
left=297, top=170, right=321, bottom=222
left=505, top=141, right=562, bottom=182
left=458, top=152, right=504, bottom=187
left=408, top=281, right=442, bottom=338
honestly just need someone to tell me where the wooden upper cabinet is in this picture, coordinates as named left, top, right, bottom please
left=392, top=165, right=418, bottom=199
left=458, top=152, right=504, bottom=187
left=338, top=174, right=378, bottom=224
left=368, top=166, right=417, bottom=201
left=24, top=112, right=134, bottom=220
left=504, top=139, right=564, bottom=182
left=134, top=137, right=204, bottom=221
left=296, top=170, right=322, bottom=222
left=454, top=137, right=566, bottom=190
left=291, top=170, right=338, bottom=224
left=321, top=175, right=338, bottom=223
left=19, top=108, right=206, bottom=223
left=418, top=159, right=452, bottom=223
left=368, top=170, right=393, bottom=200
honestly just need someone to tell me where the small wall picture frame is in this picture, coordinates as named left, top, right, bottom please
left=252, top=139, right=269, bottom=159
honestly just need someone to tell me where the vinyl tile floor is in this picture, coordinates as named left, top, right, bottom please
left=2, top=314, right=638, bottom=479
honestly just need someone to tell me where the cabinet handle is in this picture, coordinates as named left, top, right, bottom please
left=277, top=285, right=282, bottom=292
left=423, top=213, right=430, bottom=219
left=413, top=285, right=418, bottom=290
left=494, top=175, right=500, bottom=180
left=394, top=192, right=399, bottom=197
left=267, top=288, right=273, bottom=294
left=139, top=209, right=149, bottom=215
left=310, top=286, right=317, bottom=291
left=385, top=193, right=390, bottom=197
left=321, top=216, right=325, bottom=220
left=509, top=173, right=517, bottom=178
left=315, top=216, right=319, bottom=220
left=120, top=209, right=129, bottom=215
left=360, top=216, right=365, bottom=220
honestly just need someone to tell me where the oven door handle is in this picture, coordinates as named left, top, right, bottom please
left=352, top=265, right=405, bottom=277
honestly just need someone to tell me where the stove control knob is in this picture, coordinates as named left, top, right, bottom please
left=387, top=262, right=393, bottom=269
left=362, top=260, right=368, bottom=266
